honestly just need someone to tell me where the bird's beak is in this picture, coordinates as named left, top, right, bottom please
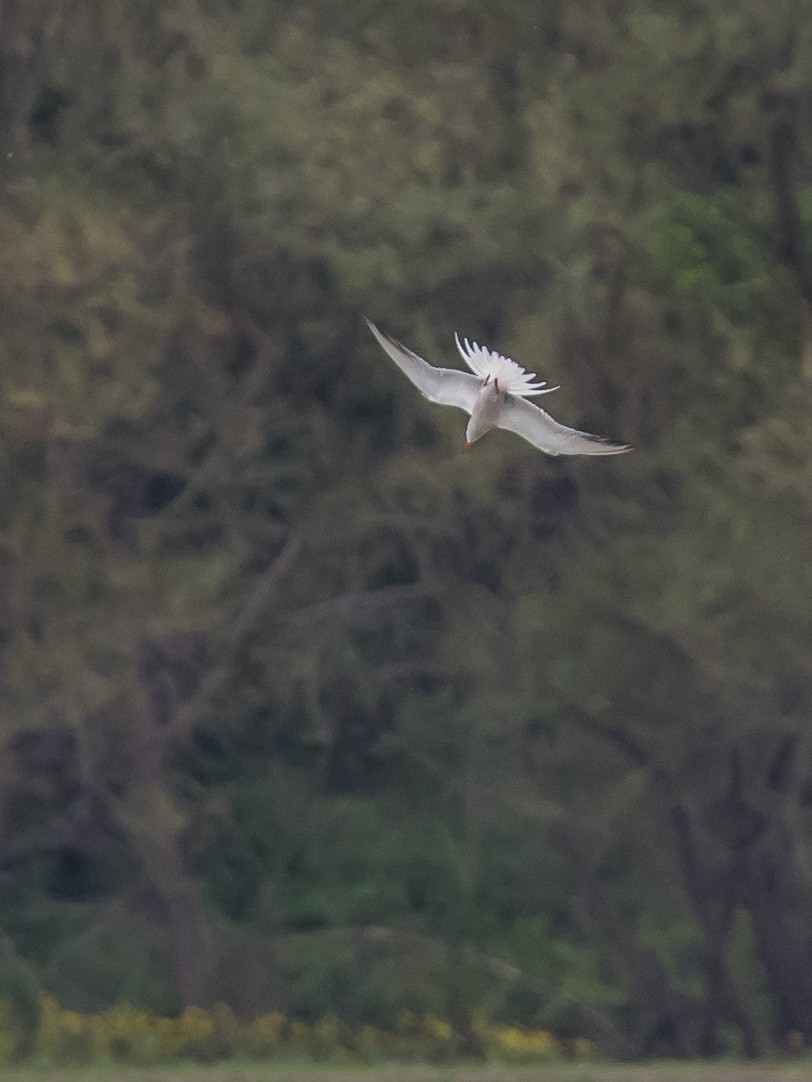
left=462, top=440, right=471, bottom=452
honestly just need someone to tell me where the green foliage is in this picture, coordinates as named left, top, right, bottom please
left=24, top=995, right=566, bottom=1066
left=1, top=0, right=812, bottom=1062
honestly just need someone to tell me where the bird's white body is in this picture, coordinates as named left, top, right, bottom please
left=366, top=319, right=631, bottom=457
left=466, top=380, right=506, bottom=448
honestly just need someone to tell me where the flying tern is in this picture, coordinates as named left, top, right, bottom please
left=366, top=319, right=631, bottom=457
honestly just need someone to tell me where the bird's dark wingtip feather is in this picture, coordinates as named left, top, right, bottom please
left=367, top=320, right=412, bottom=356
left=591, top=432, right=632, bottom=449
left=582, top=433, right=633, bottom=455
left=366, top=318, right=394, bottom=343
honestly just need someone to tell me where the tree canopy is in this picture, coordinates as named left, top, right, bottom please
left=2, top=0, right=812, bottom=1059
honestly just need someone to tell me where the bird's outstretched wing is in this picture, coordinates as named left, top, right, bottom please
left=498, top=395, right=632, bottom=457
left=366, top=319, right=479, bottom=412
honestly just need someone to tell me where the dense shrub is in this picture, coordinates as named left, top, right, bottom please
left=10, top=995, right=589, bottom=1066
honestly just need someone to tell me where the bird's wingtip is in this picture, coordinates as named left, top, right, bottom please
left=589, top=431, right=633, bottom=453
left=365, top=317, right=388, bottom=342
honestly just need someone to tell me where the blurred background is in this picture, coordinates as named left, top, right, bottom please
left=1, top=0, right=812, bottom=1062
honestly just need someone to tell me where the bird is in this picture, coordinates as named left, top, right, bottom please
left=366, top=319, right=631, bottom=457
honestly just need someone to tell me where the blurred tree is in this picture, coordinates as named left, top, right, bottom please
left=0, top=0, right=812, bottom=1056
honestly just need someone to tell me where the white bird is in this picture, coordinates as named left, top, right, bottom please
left=366, top=319, right=631, bottom=457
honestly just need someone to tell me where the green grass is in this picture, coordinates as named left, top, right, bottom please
left=5, top=1063, right=812, bottom=1082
